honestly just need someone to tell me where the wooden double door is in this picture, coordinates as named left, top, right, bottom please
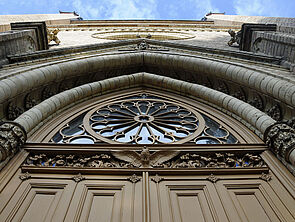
left=1, top=171, right=295, bottom=222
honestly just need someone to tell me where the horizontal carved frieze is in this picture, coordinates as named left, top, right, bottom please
left=23, top=151, right=266, bottom=169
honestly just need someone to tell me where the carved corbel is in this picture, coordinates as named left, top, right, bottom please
left=0, top=122, right=27, bottom=170
left=264, top=122, right=295, bottom=165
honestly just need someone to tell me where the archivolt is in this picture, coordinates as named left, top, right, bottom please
left=15, top=72, right=275, bottom=139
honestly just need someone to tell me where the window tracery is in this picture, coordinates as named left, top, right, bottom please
left=50, top=93, right=239, bottom=145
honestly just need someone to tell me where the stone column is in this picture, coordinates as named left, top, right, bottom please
left=264, top=118, right=295, bottom=167
left=0, top=121, right=27, bottom=170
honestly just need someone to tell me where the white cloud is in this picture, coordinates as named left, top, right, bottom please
left=72, top=0, right=158, bottom=19
left=234, top=0, right=279, bottom=16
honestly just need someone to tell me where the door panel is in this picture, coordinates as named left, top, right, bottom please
left=64, top=176, right=142, bottom=222
left=0, top=179, right=75, bottom=222
left=215, top=180, right=295, bottom=222
left=149, top=177, right=228, bottom=222
left=1, top=173, right=294, bottom=222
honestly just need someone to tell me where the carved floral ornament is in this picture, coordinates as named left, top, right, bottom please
left=0, top=122, right=27, bottom=168
left=23, top=147, right=266, bottom=169
left=265, top=122, right=295, bottom=162
left=50, top=93, right=239, bottom=145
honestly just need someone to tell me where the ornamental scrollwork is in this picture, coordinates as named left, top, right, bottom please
left=23, top=151, right=266, bottom=169
left=154, top=152, right=266, bottom=168
left=24, top=153, right=135, bottom=168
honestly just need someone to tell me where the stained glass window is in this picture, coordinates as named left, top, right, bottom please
left=50, top=92, right=239, bottom=144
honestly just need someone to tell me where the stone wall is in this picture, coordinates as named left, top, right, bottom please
left=0, top=30, right=38, bottom=67
left=251, top=31, right=295, bottom=71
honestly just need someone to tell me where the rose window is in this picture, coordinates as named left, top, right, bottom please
left=84, top=99, right=204, bottom=144
left=50, top=93, right=239, bottom=144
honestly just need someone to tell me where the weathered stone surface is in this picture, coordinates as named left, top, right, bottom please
left=264, top=122, right=295, bottom=164
left=0, top=121, right=26, bottom=170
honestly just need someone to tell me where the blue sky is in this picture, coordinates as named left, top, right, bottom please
left=0, top=0, right=294, bottom=20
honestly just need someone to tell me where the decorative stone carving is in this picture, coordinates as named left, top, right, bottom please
left=155, top=152, right=266, bottom=168
left=264, top=122, right=295, bottom=162
left=0, top=122, right=27, bottom=168
left=47, top=28, right=61, bottom=45
left=24, top=153, right=135, bottom=168
left=267, top=104, right=282, bottom=121
left=232, top=88, right=247, bottom=102
left=136, top=40, right=150, bottom=50
left=127, top=174, right=141, bottom=183
left=216, top=81, right=229, bottom=94
left=151, top=174, right=164, bottom=183
left=7, top=102, right=23, bottom=120
left=19, top=172, right=31, bottom=181
left=42, top=86, right=55, bottom=100
left=24, top=94, right=37, bottom=110
left=286, top=117, right=295, bottom=129
left=24, top=151, right=266, bottom=169
left=111, top=147, right=180, bottom=168
left=203, top=77, right=213, bottom=88
left=260, top=173, right=271, bottom=182
left=253, top=37, right=262, bottom=52
left=72, top=173, right=85, bottom=183
left=207, top=174, right=220, bottom=183
left=58, top=81, right=73, bottom=93
left=248, top=94, right=264, bottom=111
left=227, top=29, right=241, bottom=46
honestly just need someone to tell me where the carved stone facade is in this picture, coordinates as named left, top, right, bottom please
left=265, top=122, right=295, bottom=164
left=0, top=122, right=26, bottom=170
left=23, top=151, right=266, bottom=169
left=1, top=13, right=295, bottom=221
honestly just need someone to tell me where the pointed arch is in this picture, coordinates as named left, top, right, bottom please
left=15, top=73, right=271, bottom=142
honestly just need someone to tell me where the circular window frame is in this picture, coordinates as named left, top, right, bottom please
left=30, top=88, right=262, bottom=144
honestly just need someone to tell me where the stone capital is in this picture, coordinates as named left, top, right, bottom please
left=264, top=121, right=295, bottom=164
left=0, top=121, right=27, bottom=170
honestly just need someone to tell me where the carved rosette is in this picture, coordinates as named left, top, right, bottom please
left=264, top=122, right=295, bottom=163
left=0, top=122, right=27, bottom=168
